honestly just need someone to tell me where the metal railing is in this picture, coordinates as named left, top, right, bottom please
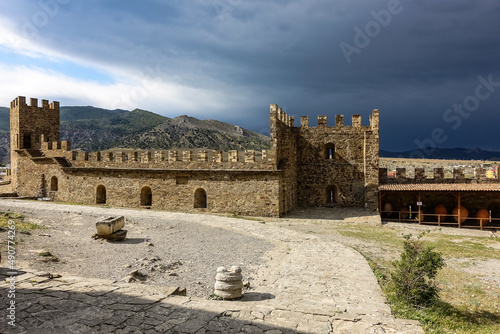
left=381, top=210, right=500, bottom=230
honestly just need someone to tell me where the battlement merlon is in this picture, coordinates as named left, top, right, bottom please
left=370, top=109, right=379, bottom=130
left=11, top=96, right=59, bottom=110
left=379, top=166, right=496, bottom=182
left=273, top=104, right=379, bottom=130
left=67, top=149, right=271, bottom=164
left=270, top=104, right=294, bottom=128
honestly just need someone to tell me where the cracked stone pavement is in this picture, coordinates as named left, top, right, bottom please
left=0, top=200, right=423, bottom=333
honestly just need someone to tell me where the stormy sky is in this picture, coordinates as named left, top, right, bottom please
left=0, top=0, right=499, bottom=153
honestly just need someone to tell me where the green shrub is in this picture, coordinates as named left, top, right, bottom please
left=391, top=232, right=445, bottom=307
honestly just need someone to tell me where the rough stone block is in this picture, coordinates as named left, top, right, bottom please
left=127, top=152, right=138, bottom=162
left=61, top=141, right=71, bottom=151
left=318, top=115, right=327, bottom=128
left=475, top=168, right=486, bottom=180
left=300, top=116, right=309, bottom=128
left=228, top=150, right=239, bottom=162
left=115, top=152, right=125, bottom=163
left=96, top=216, right=125, bottom=235
left=212, top=151, right=223, bottom=162
left=415, top=168, right=425, bottom=181
left=94, top=229, right=127, bottom=241
left=453, top=168, right=465, bottom=180
left=434, top=168, right=444, bottom=180
left=183, top=151, right=192, bottom=161
left=198, top=150, right=208, bottom=162
left=169, top=151, right=179, bottom=162
left=141, top=151, right=152, bottom=163
left=335, top=115, right=344, bottom=127
left=352, top=115, right=361, bottom=127
left=155, top=151, right=165, bottom=162
left=245, top=150, right=255, bottom=163
left=92, top=152, right=102, bottom=162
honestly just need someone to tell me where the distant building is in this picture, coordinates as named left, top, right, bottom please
left=486, top=169, right=497, bottom=179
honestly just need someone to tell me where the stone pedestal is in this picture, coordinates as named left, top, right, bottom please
left=214, top=266, right=243, bottom=299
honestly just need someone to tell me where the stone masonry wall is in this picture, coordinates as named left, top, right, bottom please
left=295, top=110, right=380, bottom=210
left=10, top=96, right=380, bottom=216
left=270, top=105, right=297, bottom=216
left=14, top=154, right=281, bottom=217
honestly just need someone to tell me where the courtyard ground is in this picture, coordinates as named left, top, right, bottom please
left=0, top=199, right=497, bottom=333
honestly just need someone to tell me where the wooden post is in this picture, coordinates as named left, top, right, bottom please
left=379, top=191, right=382, bottom=218
left=458, top=192, right=461, bottom=228
left=418, top=191, right=422, bottom=225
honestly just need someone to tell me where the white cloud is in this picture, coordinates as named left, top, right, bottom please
left=0, top=63, right=250, bottom=120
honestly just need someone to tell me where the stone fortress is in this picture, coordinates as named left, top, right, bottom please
left=3, top=96, right=380, bottom=217
left=3, top=95, right=500, bottom=226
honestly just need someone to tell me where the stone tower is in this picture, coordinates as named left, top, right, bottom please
left=295, top=110, right=380, bottom=210
left=9, top=96, right=60, bottom=189
left=270, top=104, right=380, bottom=212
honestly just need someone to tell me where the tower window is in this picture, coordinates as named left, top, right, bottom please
left=324, top=143, right=335, bottom=160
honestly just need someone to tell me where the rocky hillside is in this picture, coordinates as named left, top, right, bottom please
left=119, top=115, right=269, bottom=151
left=0, top=106, right=270, bottom=163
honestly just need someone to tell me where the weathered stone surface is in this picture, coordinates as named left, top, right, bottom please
left=8, top=97, right=380, bottom=217
left=214, top=266, right=243, bottom=299
left=96, top=216, right=125, bottom=235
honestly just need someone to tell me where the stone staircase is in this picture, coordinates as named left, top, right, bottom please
left=53, top=157, right=72, bottom=167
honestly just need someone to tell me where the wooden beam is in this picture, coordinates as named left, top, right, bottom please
left=458, top=191, right=461, bottom=228
left=418, top=191, right=422, bottom=225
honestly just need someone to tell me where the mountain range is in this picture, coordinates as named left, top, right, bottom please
left=0, top=106, right=270, bottom=163
left=0, top=105, right=499, bottom=164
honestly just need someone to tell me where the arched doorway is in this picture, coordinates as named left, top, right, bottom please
left=194, top=188, right=207, bottom=208
left=50, top=176, right=58, bottom=191
left=325, top=185, right=338, bottom=206
left=141, top=186, right=152, bottom=206
left=96, top=185, right=106, bottom=204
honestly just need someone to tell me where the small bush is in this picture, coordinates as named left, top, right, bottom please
left=391, top=232, right=445, bottom=307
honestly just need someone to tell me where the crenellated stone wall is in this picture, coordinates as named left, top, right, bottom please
left=379, top=167, right=498, bottom=184
left=9, top=96, right=380, bottom=216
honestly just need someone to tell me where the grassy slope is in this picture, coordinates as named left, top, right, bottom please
left=335, top=225, right=500, bottom=334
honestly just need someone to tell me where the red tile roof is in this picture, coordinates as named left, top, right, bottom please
left=379, top=183, right=500, bottom=192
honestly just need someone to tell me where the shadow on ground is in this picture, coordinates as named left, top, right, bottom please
left=0, top=281, right=298, bottom=334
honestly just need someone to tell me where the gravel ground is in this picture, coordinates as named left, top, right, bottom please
left=0, top=199, right=273, bottom=298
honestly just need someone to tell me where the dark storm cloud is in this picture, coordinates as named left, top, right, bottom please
left=2, top=0, right=499, bottom=151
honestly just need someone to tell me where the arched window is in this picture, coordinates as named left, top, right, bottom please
left=50, top=176, right=58, bottom=191
left=141, top=186, right=152, bottom=206
left=325, top=185, right=338, bottom=205
left=96, top=185, right=106, bottom=204
left=194, top=188, right=207, bottom=208
left=324, top=143, right=335, bottom=160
